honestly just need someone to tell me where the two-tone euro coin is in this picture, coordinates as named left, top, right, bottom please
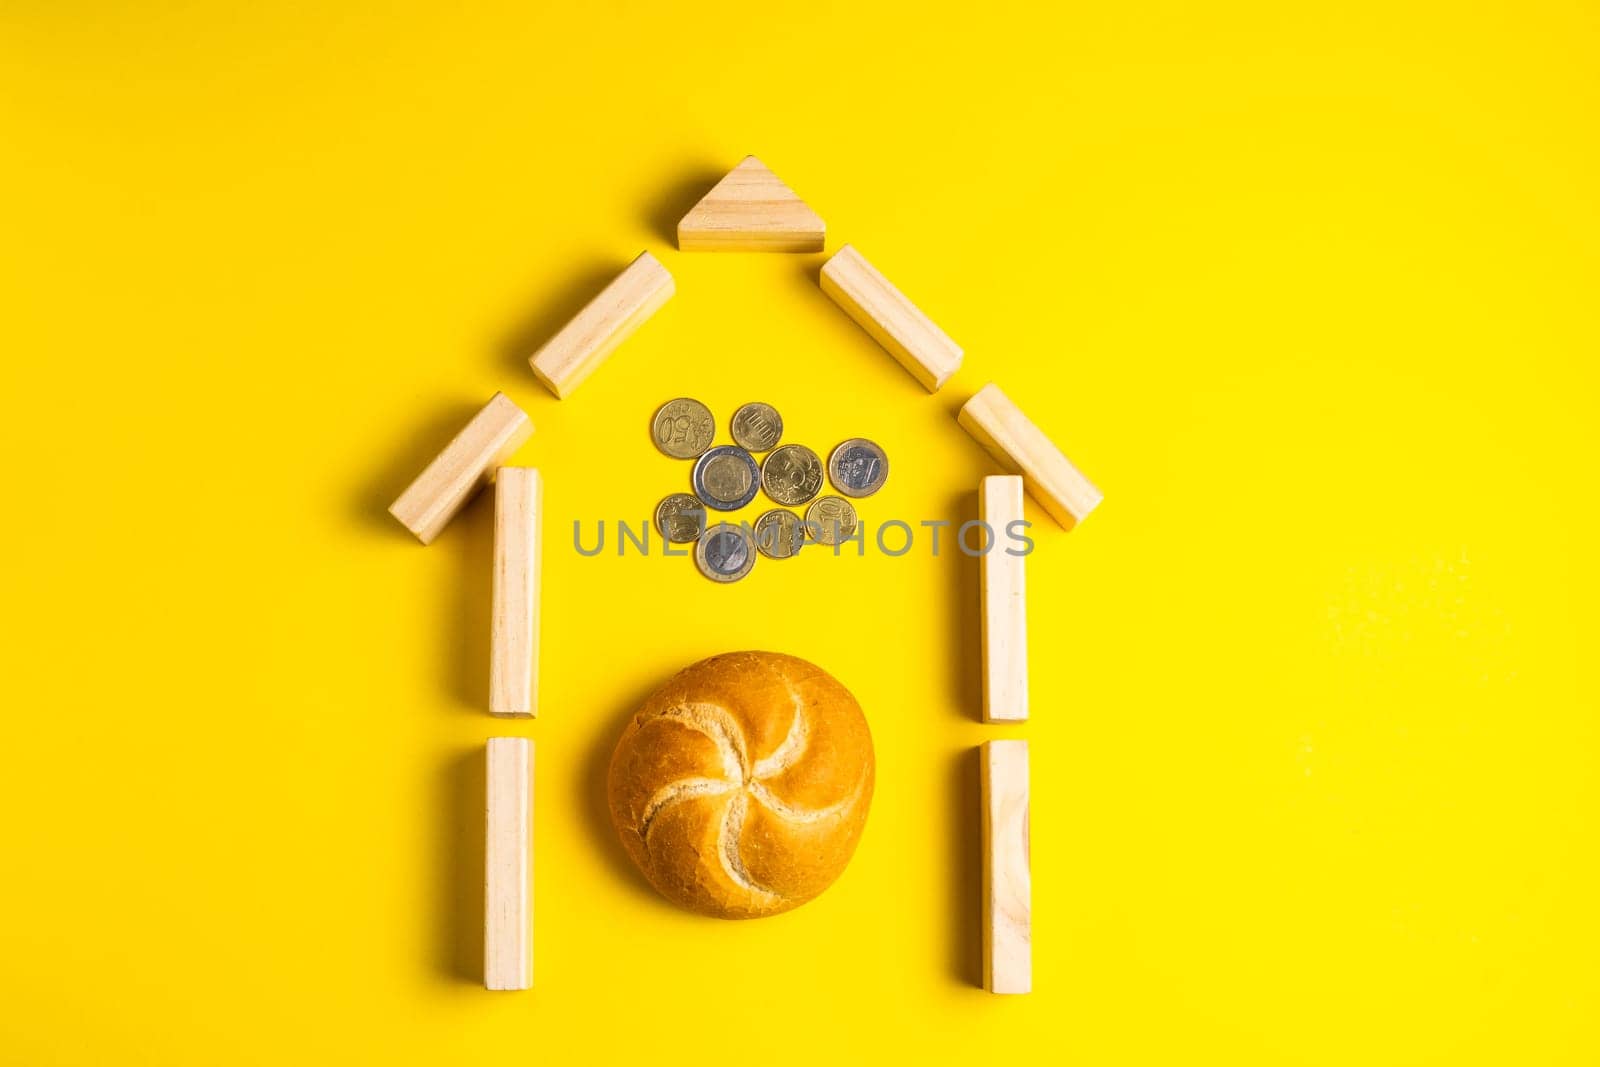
left=695, top=522, right=756, bottom=583
left=692, top=445, right=761, bottom=511
left=827, top=437, right=888, bottom=498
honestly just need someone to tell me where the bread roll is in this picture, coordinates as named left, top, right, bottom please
left=607, top=651, right=875, bottom=918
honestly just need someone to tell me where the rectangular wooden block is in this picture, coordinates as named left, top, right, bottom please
left=958, top=382, right=1102, bottom=529
left=981, top=739, right=1031, bottom=995
left=485, top=737, right=532, bottom=991
left=528, top=251, right=674, bottom=399
left=819, top=244, right=963, bottom=391
left=388, top=392, right=533, bottom=545
left=490, top=468, right=542, bottom=717
left=980, top=475, right=1028, bottom=723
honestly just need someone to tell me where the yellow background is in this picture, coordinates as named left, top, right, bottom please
left=2, top=2, right=1597, bottom=1063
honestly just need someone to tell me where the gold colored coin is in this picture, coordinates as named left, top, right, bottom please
left=760, top=443, right=824, bottom=506
left=654, top=493, right=706, bottom=544
left=754, top=508, right=803, bottom=559
left=651, top=398, right=716, bottom=459
left=731, top=402, right=784, bottom=452
left=804, top=496, right=859, bottom=546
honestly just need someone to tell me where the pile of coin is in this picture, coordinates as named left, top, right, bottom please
left=651, top=398, right=890, bottom=583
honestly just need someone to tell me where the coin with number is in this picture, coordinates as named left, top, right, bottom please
left=759, top=443, right=824, bottom=506
left=651, top=398, right=716, bottom=459
left=695, top=522, right=756, bottom=583
left=754, top=508, right=804, bottom=559
left=731, top=402, right=784, bottom=452
left=654, top=493, right=707, bottom=544
left=827, top=437, right=889, bottom=498
left=804, top=496, right=859, bottom=546
left=691, top=445, right=761, bottom=511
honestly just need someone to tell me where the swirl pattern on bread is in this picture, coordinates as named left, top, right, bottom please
left=607, top=651, right=875, bottom=918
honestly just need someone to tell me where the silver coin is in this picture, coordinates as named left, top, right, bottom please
left=695, top=522, right=756, bottom=583
left=731, top=402, right=783, bottom=452
left=804, top=496, right=859, bottom=546
left=754, top=508, right=803, bottom=560
left=759, top=443, right=824, bottom=506
left=691, top=445, right=761, bottom=511
left=651, top=398, right=716, bottom=459
left=827, top=437, right=889, bottom=498
left=654, top=493, right=706, bottom=544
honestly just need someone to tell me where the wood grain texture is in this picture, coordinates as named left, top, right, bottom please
left=485, top=737, right=532, bottom=991
left=958, top=382, right=1102, bottom=529
left=490, top=468, right=541, bottom=717
left=819, top=244, right=962, bottom=391
left=528, top=251, right=673, bottom=398
left=980, top=475, right=1028, bottom=723
left=677, top=156, right=825, bottom=252
left=387, top=392, right=533, bottom=545
left=981, top=739, right=1031, bottom=995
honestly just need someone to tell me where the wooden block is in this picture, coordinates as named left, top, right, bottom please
left=819, top=244, right=963, bottom=391
left=490, top=468, right=542, bottom=717
left=958, top=382, right=1102, bottom=529
left=980, top=475, right=1028, bottom=723
left=485, top=737, right=532, bottom=991
left=981, top=739, right=1031, bottom=995
left=676, top=156, right=825, bottom=252
left=388, top=392, right=533, bottom=545
left=528, top=252, right=674, bottom=398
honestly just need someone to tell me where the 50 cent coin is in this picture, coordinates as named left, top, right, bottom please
left=652, top=398, right=716, bottom=459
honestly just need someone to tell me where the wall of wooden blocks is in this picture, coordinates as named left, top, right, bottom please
left=528, top=251, right=674, bottom=399
left=485, top=737, right=533, bottom=991
left=388, top=392, right=533, bottom=545
left=490, top=468, right=542, bottom=718
left=981, top=739, right=1031, bottom=995
left=820, top=244, right=963, bottom=392
left=959, top=382, right=1102, bottom=530
left=980, top=475, right=1028, bottom=723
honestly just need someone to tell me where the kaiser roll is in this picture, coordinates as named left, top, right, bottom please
left=607, top=651, right=875, bottom=918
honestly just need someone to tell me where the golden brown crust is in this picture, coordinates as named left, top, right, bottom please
left=606, top=651, right=875, bottom=918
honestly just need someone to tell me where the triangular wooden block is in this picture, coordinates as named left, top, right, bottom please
left=677, top=156, right=825, bottom=252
